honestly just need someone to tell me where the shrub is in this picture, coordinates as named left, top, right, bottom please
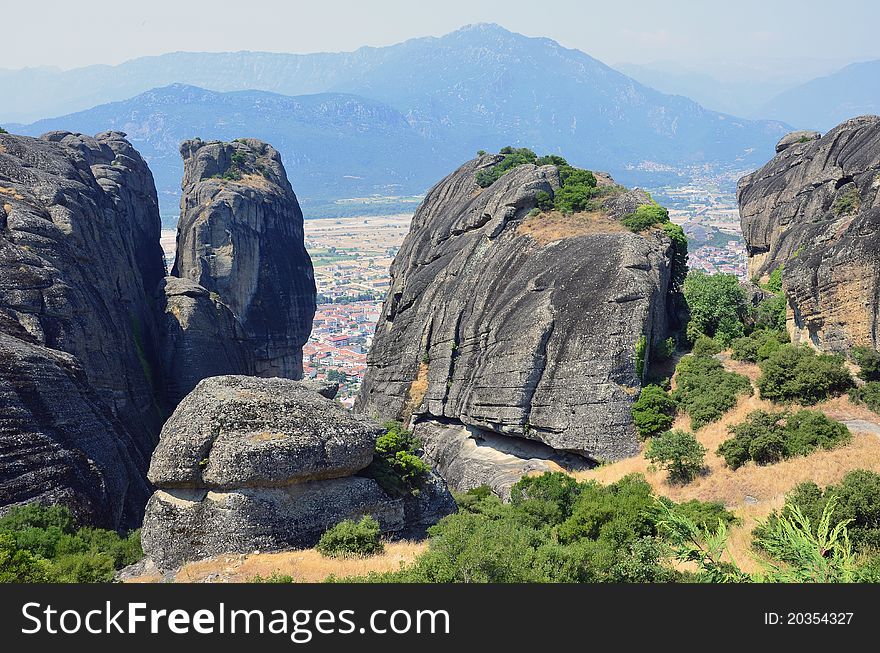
left=851, top=346, right=880, bottom=382
left=0, top=126, right=8, bottom=135
left=731, top=330, right=782, bottom=363
left=764, top=266, right=783, bottom=293
left=717, top=409, right=850, bottom=469
left=330, top=473, right=729, bottom=584
left=621, top=203, right=669, bottom=232
left=661, top=222, right=689, bottom=291
left=0, top=533, right=49, bottom=583
left=849, top=381, right=880, bottom=413
left=645, top=430, right=706, bottom=483
left=535, top=190, right=553, bottom=211
left=691, top=335, right=722, bottom=357
left=754, top=293, right=787, bottom=332
left=635, top=335, right=647, bottom=379
left=316, top=516, right=384, bottom=558
left=0, top=504, right=143, bottom=583
left=362, top=422, right=430, bottom=496
left=754, top=471, right=880, bottom=557
left=631, top=384, right=676, bottom=439
left=672, top=499, right=736, bottom=531
left=683, top=272, right=747, bottom=344
left=833, top=186, right=861, bottom=216
left=475, top=147, right=537, bottom=187
left=672, top=354, right=752, bottom=429
left=785, top=410, right=851, bottom=456
left=757, top=344, right=853, bottom=404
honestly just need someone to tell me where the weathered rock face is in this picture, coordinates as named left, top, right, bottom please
left=355, top=156, right=676, bottom=492
left=173, top=139, right=316, bottom=378
left=0, top=131, right=165, bottom=526
left=142, top=376, right=454, bottom=569
left=738, top=116, right=880, bottom=352
left=0, top=333, right=152, bottom=529
left=156, top=277, right=254, bottom=407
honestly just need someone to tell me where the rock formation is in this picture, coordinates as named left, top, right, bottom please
left=142, top=376, right=454, bottom=570
left=355, top=155, right=677, bottom=495
left=0, top=131, right=164, bottom=527
left=738, top=116, right=880, bottom=352
left=156, top=277, right=253, bottom=407
left=173, top=139, right=316, bottom=379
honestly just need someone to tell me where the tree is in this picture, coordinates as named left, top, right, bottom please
left=757, top=344, right=853, bottom=404
left=683, top=271, right=747, bottom=344
left=851, top=346, right=880, bottom=382
left=631, top=385, right=676, bottom=439
left=645, top=430, right=706, bottom=483
left=0, top=533, right=49, bottom=583
left=621, top=203, right=669, bottom=232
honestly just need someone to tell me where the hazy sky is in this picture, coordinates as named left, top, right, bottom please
left=5, top=0, right=880, bottom=81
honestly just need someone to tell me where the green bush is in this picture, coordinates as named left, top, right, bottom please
left=0, top=533, right=49, bottom=583
left=851, top=346, right=880, bottom=382
left=691, top=335, right=723, bottom=357
left=632, top=384, right=677, bottom=439
left=672, top=354, right=752, bottom=429
left=833, top=187, right=861, bottom=216
left=0, top=126, right=8, bottom=135
left=754, top=293, right=787, bottom=332
left=764, top=266, right=783, bottom=293
left=683, top=271, right=747, bottom=345
left=535, top=190, right=553, bottom=211
left=849, top=381, right=880, bottom=413
left=635, top=334, right=647, bottom=379
left=475, top=147, right=537, bottom=187
left=754, top=470, right=880, bottom=555
left=621, top=203, right=669, bottom=232
left=661, top=222, right=689, bottom=291
left=316, top=516, right=384, bottom=558
left=757, top=344, right=854, bottom=405
left=362, top=422, right=430, bottom=496
left=645, top=430, right=706, bottom=483
left=731, top=329, right=783, bottom=363
left=717, top=409, right=850, bottom=469
left=0, top=504, right=143, bottom=583
left=671, top=499, right=737, bottom=531
left=334, top=473, right=733, bottom=583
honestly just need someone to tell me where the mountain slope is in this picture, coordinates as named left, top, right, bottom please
left=759, top=60, right=880, bottom=130
left=6, top=25, right=789, bottom=213
left=11, top=85, right=446, bottom=216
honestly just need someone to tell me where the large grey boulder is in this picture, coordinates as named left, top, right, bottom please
left=142, top=375, right=454, bottom=569
left=0, top=131, right=164, bottom=527
left=355, top=155, right=675, bottom=478
left=738, top=115, right=880, bottom=351
left=147, top=376, right=380, bottom=489
left=173, top=139, right=316, bottom=379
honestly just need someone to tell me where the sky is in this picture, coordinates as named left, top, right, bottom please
left=4, top=0, right=880, bottom=82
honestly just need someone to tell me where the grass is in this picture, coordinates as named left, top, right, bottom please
left=517, top=209, right=627, bottom=245
left=133, top=540, right=427, bottom=583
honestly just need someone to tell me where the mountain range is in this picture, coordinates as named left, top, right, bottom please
left=757, top=60, right=880, bottom=131
left=5, top=24, right=795, bottom=217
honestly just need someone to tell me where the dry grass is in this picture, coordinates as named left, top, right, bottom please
left=155, top=541, right=428, bottom=583
left=573, top=355, right=880, bottom=571
left=518, top=210, right=627, bottom=245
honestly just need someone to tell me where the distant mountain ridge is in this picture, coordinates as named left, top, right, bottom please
left=759, top=59, right=880, bottom=130
left=11, top=85, right=446, bottom=217
left=6, top=24, right=789, bottom=216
